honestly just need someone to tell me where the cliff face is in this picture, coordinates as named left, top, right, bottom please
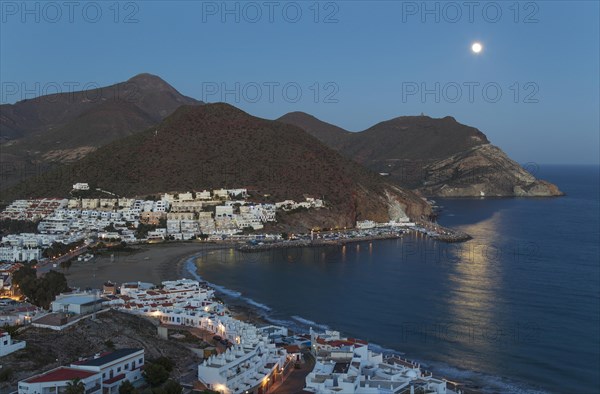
left=418, top=144, right=563, bottom=197
left=278, top=113, right=563, bottom=198
left=4, top=104, right=432, bottom=229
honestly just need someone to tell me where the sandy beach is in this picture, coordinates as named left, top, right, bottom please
left=64, top=240, right=274, bottom=329
left=64, top=242, right=236, bottom=289
left=61, top=240, right=485, bottom=393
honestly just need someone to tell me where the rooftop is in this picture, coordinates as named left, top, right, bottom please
left=333, top=362, right=350, bottom=374
left=72, top=348, right=143, bottom=367
left=54, top=295, right=107, bottom=306
left=24, top=367, right=98, bottom=383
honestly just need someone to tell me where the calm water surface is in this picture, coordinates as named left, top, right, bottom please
left=188, top=165, right=599, bottom=394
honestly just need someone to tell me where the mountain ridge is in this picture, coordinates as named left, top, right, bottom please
left=277, top=111, right=562, bottom=197
left=0, top=73, right=203, bottom=189
left=3, top=103, right=432, bottom=231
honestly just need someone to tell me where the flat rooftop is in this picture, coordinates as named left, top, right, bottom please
left=54, top=295, right=107, bottom=306
left=333, top=362, right=350, bottom=374
left=72, top=348, right=143, bottom=367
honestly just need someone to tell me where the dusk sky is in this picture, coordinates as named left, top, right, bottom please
left=1, top=1, right=598, bottom=164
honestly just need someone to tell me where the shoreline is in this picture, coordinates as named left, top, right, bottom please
left=182, top=247, right=548, bottom=394
left=64, top=242, right=236, bottom=290
left=64, top=240, right=539, bottom=394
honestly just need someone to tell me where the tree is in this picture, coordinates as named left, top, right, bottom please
left=65, top=378, right=85, bottom=394
left=12, top=266, right=69, bottom=309
left=60, top=259, right=73, bottom=273
left=162, top=380, right=182, bottom=394
left=42, top=240, right=84, bottom=259
left=104, top=223, right=118, bottom=233
left=0, top=219, right=40, bottom=236
left=0, top=367, right=13, bottom=382
left=1, top=323, right=21, bottom=339
left=135, top=223, right=157, bottom=239
left=119, top=380, right=137, bottom=394
left=152, top=357, right=174, bottom=373
left=241, top=226, right=254, bottom=234
left=143, top=363, right=169, bottom=387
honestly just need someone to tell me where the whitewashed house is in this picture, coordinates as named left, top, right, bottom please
left=18, top=367, right=102, bottom=394
left=70, top=348, right=145, bottom=394
left=72, top=183, right=90, bottom=191
left=0, top=329, right=26, bottom=356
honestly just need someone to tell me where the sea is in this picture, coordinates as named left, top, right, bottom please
left=184, top=165, right=599, bottom=394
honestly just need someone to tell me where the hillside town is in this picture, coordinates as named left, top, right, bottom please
left=0, top=182, right=431, bottom=266
left=2, top=277, right=460, bottom=394
left=0, top=185, right=463, bottom=393
left=0, top=184, right=333, bottom=264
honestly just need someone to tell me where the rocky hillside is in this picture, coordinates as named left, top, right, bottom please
left=278, top=112, right=562, bottom=197
left=278, top=111, right=350, bottom=149
left=4, top=104, right=431, bottom=229
left=0, top=310, right=198, bottom=392
left=0, top=74, right=202, bottom=188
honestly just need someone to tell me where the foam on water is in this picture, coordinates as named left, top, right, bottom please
left=264, top=316, right=306, bottom=333
left=244, top=299, right=272, bottom=312
left=186, top=255, right=271, bottom=310
left=368, top=342, right=405, bottom=356
left=291, top=315, right=329, bottom=330
left=184, top=251, right=549, bottom=394
left=185, top=256, right=241, bottom=297
left=415, top=360, right=550, bottom=394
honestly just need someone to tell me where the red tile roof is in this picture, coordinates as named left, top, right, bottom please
left=284, top=345, right=301, bottom=353
left=25, top=367, right=98, bottom=383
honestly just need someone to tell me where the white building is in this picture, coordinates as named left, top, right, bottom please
left=73, top=183, right=90, bottom=191
left=18, top=367, right=102, bottom=394
left=147, top=228, right=167, bottom=240
left=213, top=189, right=229, bottom=199
left=197, top=318, right=287, bottom=394
left=177, top=192, right=194, bottom=201
left=70, top=348, right=145, bottom=394
left=305, top=330, right=449, bottom=394
left=356, top=220, right=376, bottom=229
left=0, top=329, right=26, bottom=356
left=153, top=200, right=169, bottom=212
left=0, top=245, right=42, bottom=263
left=216, top=206, right=234, bottom=219
left=0, top=199, right=67, bottom=221
left=113, top=279, right=287, bottom=394
left=51, top=292, right=107, bottom=315
left=171, top=200, right=203, bottom=213
left=166, top=220, right=181, bottom=234
left=227, top=189, right=248, bottom=199
left=197, top=190, right=212, bottom=200
left=119, top=281, right=155, bottom=296
left=82, top=199, right=100, bottom=209
left=38, top=217, right=72, bottom=234
left=18, top=348, right=144, bottom=394
left=198, top=340, right=285, bottom=394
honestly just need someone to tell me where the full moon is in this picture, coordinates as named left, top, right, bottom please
left=472, top=42, right=483, bottom=54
